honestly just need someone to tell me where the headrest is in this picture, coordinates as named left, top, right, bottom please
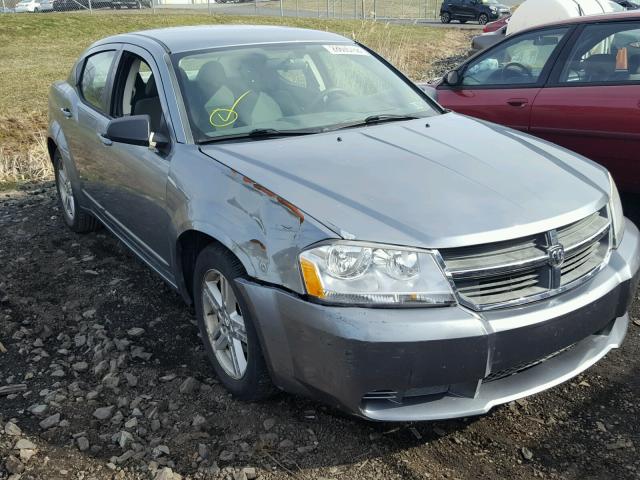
left=196, top=61, right=228, bottom=90
left=583, top=54, right=616, bottom=70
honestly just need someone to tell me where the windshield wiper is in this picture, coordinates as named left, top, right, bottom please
left=333, top=114, right=422, bottom=131
left=364, top=114, right=422, bottom=124
left=198, top=128, right=317, bottom=144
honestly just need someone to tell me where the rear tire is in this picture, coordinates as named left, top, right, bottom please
left=53, top=149, right=100, bottom=233
left=478, top=13, right=489, bottom=24
left=193, top=244, right=275, bottom=401
left=440, top=12, right=451, bottom=23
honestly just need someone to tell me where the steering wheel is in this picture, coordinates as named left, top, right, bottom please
left=309, top=87, right=350, bottom=111
left=501, top=62, right=533, bottom=82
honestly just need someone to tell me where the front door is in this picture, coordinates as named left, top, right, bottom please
left=91, top=45, right=175, bottom=275
left=531, top=21, right=640, bottom=192
left=437, top=27, right=570, bottom=132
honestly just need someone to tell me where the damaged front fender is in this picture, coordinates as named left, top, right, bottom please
left=167, top=147, right=338, bottom=295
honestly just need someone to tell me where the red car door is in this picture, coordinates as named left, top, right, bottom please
left=530, top=21, right=640, bottom=192
left=436, top=27, right=571, bottom=132
left=438, top=87, right=540, bottom=131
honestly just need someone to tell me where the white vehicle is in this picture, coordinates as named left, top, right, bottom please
left=39, top=0, right=54, bottom=10
left=14, top=0, right=42, bottom=11
left=507, top=0, right=617, bottom=35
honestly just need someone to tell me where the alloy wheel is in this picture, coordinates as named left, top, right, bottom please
left=201, top=269, right=248, bottom=380
left=57, top=162, right=75, bottom=221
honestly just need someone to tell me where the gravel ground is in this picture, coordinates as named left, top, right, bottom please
left=0, top=183, right=639, bottom=480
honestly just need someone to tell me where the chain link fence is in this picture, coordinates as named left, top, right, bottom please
left=1, top=0, right=444, bottom=21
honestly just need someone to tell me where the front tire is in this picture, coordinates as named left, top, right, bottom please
left=193, top=244, right=275, bottom=400
left=478, top=13, right=489, bottom=24
left=440, top=12, right=451, bottom=23
left=53, top=150, right=100, bottom=233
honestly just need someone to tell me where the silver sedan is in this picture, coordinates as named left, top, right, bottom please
left=48, top=25, right=640, bottom=421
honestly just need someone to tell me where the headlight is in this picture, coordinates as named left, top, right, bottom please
left=608, top=172, right=624, bottom=248
left=299, top=242, right=455, bottom=306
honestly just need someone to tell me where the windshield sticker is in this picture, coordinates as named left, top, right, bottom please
left=209, top=90, right=252, bottom=128
left=323, top=45, right=369, bottom=56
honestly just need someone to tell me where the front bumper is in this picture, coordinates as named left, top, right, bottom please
left=236, top=219, right=640, bottom=421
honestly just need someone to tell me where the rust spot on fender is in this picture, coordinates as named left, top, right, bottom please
left=241, top=175, right=305, bottom=224
left=249, top=239, right=267, bottom=251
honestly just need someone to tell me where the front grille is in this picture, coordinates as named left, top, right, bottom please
left=440, top=208, right=610, bottom=310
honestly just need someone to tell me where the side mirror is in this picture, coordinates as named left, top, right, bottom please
left=105, top=115, right=151, bottom=147
left=444, top=70, right=460, bottom=86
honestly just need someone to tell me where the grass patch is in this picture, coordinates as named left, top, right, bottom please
left=0, top=12, right=473, bottom=185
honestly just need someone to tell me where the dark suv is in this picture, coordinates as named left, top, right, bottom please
left=440, top=0, right=510, bottom=25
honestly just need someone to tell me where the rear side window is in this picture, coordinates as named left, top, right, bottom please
left=559, top=22, right=640, bottom=84
left=80, top=50, right=117, bottom=113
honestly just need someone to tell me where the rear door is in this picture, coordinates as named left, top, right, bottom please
left=437, top=27, right=571, bottom=131
left=530, top=20, right=640, bottom=191
left=459, top=0, right=476, bottom=19
left=448, top=0, right=463, bottom=17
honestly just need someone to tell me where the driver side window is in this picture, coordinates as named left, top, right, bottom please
left=113, top=52, right=166, bottom=134
left=462, top=28, right=568, bottom=86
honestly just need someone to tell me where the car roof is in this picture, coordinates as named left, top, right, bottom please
left=97, top=25, right=352, bottom=54
left=517, top=10, right=640, bottom=33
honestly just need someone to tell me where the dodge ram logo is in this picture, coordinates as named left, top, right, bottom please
left=548, top=244, right=565, bottom=267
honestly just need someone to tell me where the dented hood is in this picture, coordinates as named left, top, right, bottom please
left=200, top=113, right=610, bottom=249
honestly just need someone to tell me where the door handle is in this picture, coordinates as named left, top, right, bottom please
left=98, top=133, right=113, bottom=146
left=507, top=98, right=528, bottom=107
left=60, top=107, right=72, bottom=118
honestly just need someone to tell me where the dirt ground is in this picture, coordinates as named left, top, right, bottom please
left=0, top=183, right=639, bottom=480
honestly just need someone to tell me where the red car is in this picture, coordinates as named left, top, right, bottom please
left=430, top=12, right=640, bottom=192
left=483, top=14, right=510, bottom=32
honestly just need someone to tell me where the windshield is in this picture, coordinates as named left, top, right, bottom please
left=172, top=43, right=438, bottom=142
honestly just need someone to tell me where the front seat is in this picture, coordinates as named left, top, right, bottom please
left=583, top=54, right=616, bottom=82
left=132, top=75, right=163, bottom=132
left=234, top=54, right=283, bottom=127
left=194, top=61, right=236, bottom=129
left=628, top=54, right=640, bottom=81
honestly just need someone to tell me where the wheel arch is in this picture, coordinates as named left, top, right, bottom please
left=47, top=136, right=57, bottom=164
left=175, top=227, right=256, bottom=305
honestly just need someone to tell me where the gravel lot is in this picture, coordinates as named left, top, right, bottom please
left=0, top=183, right=639, bottom=480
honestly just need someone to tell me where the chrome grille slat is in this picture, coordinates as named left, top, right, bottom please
left=440, top=208, right=610, bottom=310
left=561, top=242, right=598, bottom=271
left=459, top=272, right=539, bottom=292
left=557, top=212, right=609, bottom=250
left=458, top=273, right=540, bottom=296
left=444, top=234, right=547, bottom=278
